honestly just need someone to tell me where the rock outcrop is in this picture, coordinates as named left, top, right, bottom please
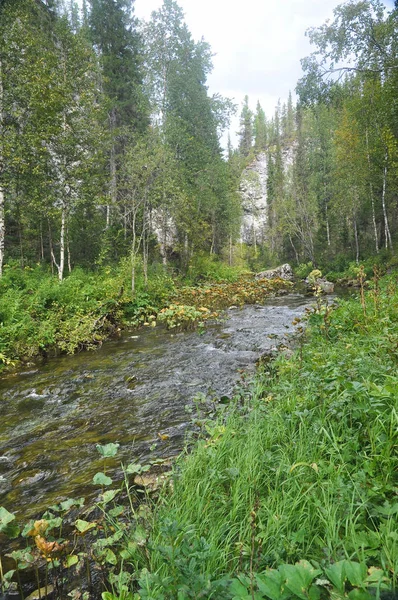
left=256, top=263, right=294, bottom=281
left=239, top=152, right=268, bottom=245
left=239, top=145, right=296, bottom=246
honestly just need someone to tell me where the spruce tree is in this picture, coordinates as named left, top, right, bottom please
left=89, top=0, right=148, bottom=228
left=238, top=95, right=253, bottom=158
left=253, top=101, right=267, bottom=151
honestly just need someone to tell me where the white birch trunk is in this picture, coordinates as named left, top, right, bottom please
left=353, top=212, right=359, bottom=264
left=58, top=205, right=66, bottom=281
left=0, top=57, right=5, bottom=277
left=324, top=184, right=331, bottom=247
left=381, top=150, right=393, bottom=251
left=365, top=129, right=379, bottom=254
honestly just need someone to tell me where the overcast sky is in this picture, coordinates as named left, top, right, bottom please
left=134, top=0, right=394, bottom=146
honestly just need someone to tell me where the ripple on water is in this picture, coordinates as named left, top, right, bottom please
left=0, top=294, right=313, bottom=518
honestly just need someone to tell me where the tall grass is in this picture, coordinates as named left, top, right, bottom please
left=135, top=275, right=398, bottom=589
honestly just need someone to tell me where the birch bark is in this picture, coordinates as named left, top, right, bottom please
left=0, top=57, right=5, bottom=277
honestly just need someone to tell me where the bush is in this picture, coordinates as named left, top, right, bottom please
left=294, top=262, right=313, bottom=279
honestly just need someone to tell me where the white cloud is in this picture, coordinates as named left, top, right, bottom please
left=135, top=0, right=394, bottom=147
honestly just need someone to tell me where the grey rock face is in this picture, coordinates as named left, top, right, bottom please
left=256, top=263, right=294, bottom=281
left=239, top=145, right=296, bottom=246
left=239, top=152, right=268, bottom=245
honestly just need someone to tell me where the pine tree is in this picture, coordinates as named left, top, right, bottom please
left=286, top=91, right=295, bottom=140
left=143, top=0, right=234, bottom=265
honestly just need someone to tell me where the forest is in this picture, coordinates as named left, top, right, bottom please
left=1, top=0, right=396, bottom=279
left=0, top=0, right=397, bottom=365
left=0, top=1, right=398, bottom=599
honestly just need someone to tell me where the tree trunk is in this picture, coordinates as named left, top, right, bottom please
left=324, top=185, right=331, bottom=247
left=58, top=205, right=66, bottom=281
left=0, top=185, right=4, bottom=278
left=210, top=222, right=215, bottom=255
left=353, top=212, right=359, bottom=264
left=161, top=208, right=168, bottom=266
left=131, top=201, right=137, bottom=295
left=365, top=129, right=379, bottom=254
left=0, top=58, right=5, bottom=277
left=40, top=221, right=44, bottom=262
left=48, top=219, right=55, bottom=276
left=66, top=223, right=72, bottom=273
left=108, top=108, right=117, bottom=229
left=18, top=214, right=24, bottom=267
left=289, top=234, right=299, bottom=264
left=381, top=150, right=393, bottom=251
left=142, top=200, right=148, bottom=287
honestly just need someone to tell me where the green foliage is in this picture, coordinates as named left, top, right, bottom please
left=127, top=276, right=398, bottom=592
left=228, top=560, right=390, bottom=600
left=2, top=275, right=398, bottom=599
left=172, top=276, right=292, bottom=313
left=0, top=506, right=20, bottom=538
left=185, top=254, right=245, bottom=284
left=307, top=269, right=322, bottom=285
left=0, top=264, right=128, bottom=365
left=157, top=304, right=211, bottom=331
left=294, top=263, right=314, bottom=279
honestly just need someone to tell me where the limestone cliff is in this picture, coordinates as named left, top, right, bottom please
left=239, top=145, right=295, bottom=246
left=239, top=152, right=268, bottom=246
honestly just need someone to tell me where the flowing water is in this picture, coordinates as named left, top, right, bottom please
left=0, top=294, right=312, bottom=522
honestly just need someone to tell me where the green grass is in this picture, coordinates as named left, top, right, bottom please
left=1, top=271, right=397, bottom=598
left=131, top=275, right=398, bottom=594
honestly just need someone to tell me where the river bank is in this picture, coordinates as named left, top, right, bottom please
left=0, top=290, right=311, bottom=599
left=0, top=262, right=292, bottom=376
left=0, top=293, right=308, bottom=518
left=1, top=273, right=397, bottom=598
left=125, top=272, right=398, bottom=597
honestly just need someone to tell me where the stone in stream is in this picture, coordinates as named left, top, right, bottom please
left=305, top=277, right=335, bottom=294
left=316, top=279, right=334, bottom=294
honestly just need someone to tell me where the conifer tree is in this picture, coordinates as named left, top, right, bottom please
left=253, top=101, right=267, bottom=151
left=89, top=0, right=148, bottom=228
left=238, top=96, right=253, bottom=158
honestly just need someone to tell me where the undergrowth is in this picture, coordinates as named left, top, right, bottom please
left=0, top=260, right=286, bottom=370
left=1, top=271, right=397, bottom=599
left=128, top=273, right=398, bottom=596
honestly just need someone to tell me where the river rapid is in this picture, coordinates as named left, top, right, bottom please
left=0, top=293, right=312, bottom=521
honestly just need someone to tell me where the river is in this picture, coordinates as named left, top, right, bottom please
left=0, top=293, right=312, bottom=521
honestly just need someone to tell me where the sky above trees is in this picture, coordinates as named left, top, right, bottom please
left=135, top=0, right=394, bottom=144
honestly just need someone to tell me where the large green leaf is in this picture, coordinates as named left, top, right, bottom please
left=0, top=506, right=20, bottom=538
left=96, top=443, right=119, bottom=458
left=93, top=472, right=113, bottom=486
left=256, top=570, right=291, bottom=600
left=281, top=561, right=322, bottom=600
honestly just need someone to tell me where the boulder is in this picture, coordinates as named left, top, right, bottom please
left=305, top=277, right=334, bottom=294
left=316, top=279, right=334, bottom=294
left=256, top=263, right=294, bottom=281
